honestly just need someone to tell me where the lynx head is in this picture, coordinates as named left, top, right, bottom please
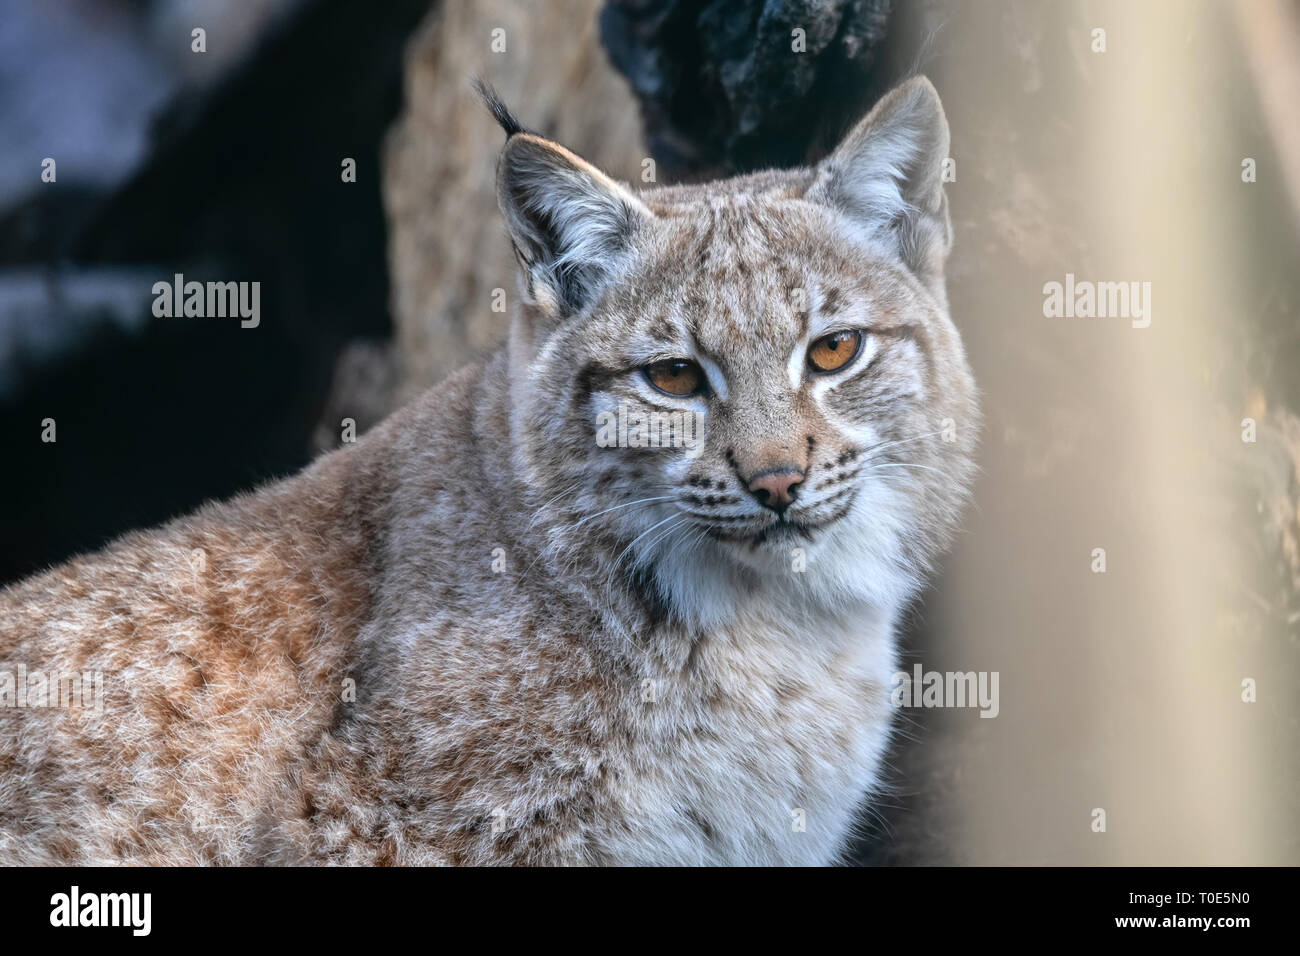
left=485, top=78, right=977, bottom=628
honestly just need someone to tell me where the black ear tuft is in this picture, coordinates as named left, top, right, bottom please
left=473, top=78, right=527, bottom=138
left=495, top=135, right=653, bottom=320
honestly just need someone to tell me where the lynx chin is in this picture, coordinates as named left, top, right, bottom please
left=0, top=76, right=977, bottom=865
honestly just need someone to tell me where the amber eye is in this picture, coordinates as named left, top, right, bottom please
left=644, top=358, right=705, bottom=396
left=807, top=330, right=863, bottom=374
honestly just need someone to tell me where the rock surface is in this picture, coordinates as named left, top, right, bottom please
left=601, top=0, right=895, bottom=178
left=380, top=0, right=647, bottom=403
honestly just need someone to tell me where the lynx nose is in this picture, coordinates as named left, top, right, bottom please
left=746, top=468, right=805, bottom=514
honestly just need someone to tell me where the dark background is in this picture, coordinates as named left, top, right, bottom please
left=0, top=0, right=436, bottom=582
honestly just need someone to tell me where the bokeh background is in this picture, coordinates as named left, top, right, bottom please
left=1, top=0, right=1296, bottom=864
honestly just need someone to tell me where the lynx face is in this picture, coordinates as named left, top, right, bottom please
left=491, top=79, right=977, bottom=624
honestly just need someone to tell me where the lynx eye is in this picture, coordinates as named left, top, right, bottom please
left=644, top=359, right=705, bottom=397
left=807, top=330, right=863, bottom=374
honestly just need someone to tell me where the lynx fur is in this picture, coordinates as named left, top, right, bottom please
left=0, top=78, right=976, bottom=865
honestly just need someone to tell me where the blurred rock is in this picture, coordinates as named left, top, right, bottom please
left=146, top=0, right=304, bottom=85
left=0, top=0, right=172, bottom=212
left=0, top=268, right=154, bottom=398
left=311, top=339, right=399, bottom=453
left=601, top=0, right=895, bottom=179
left=380, top=0, right=646, bottom=402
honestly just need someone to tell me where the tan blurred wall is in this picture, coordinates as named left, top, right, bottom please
left=918, top=0, right=1298, bottom=864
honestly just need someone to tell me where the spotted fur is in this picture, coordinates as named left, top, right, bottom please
left=0, top=78, right=976, bottom=865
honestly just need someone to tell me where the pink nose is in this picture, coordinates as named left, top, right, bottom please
left=746, top=468, right=805, bottom=512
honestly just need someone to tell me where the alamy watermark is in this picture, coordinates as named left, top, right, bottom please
left=152, top=273, right=260, bottom=328
left=890, top=665, right=999, bottom=718
left=595, top=402, right=702, bottom=451
left=1, top=664, right=105, bottom=715
left=1042, top=273, right=1151, bottom=329
left=50, top=886, right=150, bottom=936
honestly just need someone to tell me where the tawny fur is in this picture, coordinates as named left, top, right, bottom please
left=0, top=78, right=977, bottom=865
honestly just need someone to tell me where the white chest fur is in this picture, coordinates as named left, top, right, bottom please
left=599, top=604, right=899, bottom=865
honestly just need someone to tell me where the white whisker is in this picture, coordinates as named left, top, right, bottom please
left=608, top=512, right=683, bottom=579
left=574, top=495, right=677, bottom=527
left=866, top=462, right=949, bottom=477
left=859, top=428, right=947, bottom=461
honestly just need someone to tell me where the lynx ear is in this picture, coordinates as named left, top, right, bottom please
left=496, top=134, right=652, bottom=318
left=808, top=76, right=952, bottom=282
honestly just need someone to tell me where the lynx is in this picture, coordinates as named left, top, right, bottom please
left=0, top=77, right=976, bottom=865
